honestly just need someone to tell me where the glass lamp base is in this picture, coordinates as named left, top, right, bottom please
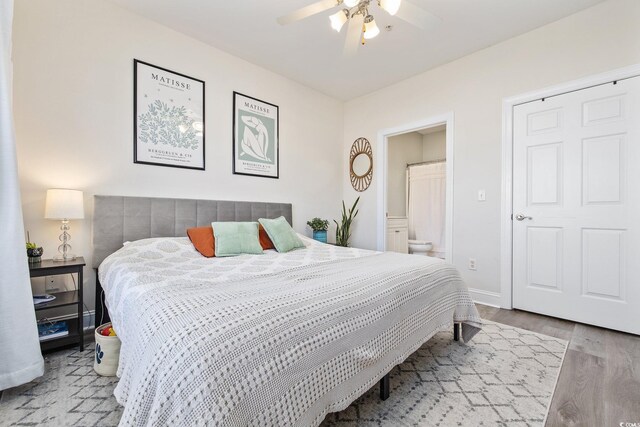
left=53, top=254, right=76, bottom=262
left=55, top=222, right=75, bottom=262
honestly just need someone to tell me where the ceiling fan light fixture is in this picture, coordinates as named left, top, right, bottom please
left=379, top=0, right=402, bottom=15
left=343, top=0, right=360, bottom=7
left=329, top=9, right=349, bottom=32
left=363, top=15, right=380, bottom=39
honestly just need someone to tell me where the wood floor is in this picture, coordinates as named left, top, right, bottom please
left=476, top=304, right=640, bottom=427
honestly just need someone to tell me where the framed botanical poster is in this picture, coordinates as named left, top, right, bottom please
left=134, top=59, right=205, bottom=170
left=233, top=92, right=279, bottom=179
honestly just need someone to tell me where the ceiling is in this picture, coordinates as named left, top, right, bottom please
left=108, top=0, right=604, bottom=100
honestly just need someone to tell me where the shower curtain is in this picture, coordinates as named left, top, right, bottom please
left=0, top=0, right=45, bottom=390
left=407, top=162, right=446, bottom=258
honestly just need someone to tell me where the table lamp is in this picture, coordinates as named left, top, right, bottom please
left=45, top=189, right=84, bottom=261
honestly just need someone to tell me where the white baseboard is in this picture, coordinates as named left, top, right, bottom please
left=467, top=288, right=502, bottom=308
left=83, top=310, right=96, bottom=331
left=39, top=310, right=96, bottom=331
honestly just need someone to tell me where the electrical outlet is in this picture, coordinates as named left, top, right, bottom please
left=468, top=258, right=477, bottom=271
left=45, top=276, right=64, bottom=293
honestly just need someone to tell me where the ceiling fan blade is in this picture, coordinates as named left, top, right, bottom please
left=277, top=0, right=338, bottom=25
left=394, top=0, right=440, bottom=30
left=343, top=13, right=364, bottom=57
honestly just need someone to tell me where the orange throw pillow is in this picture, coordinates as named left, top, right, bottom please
left=259, top=224, right=275, bottom=250
left=187, top=226, right=215, bottom=258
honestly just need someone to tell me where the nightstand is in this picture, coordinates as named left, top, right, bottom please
left=29, top=257, right=85, bottom=352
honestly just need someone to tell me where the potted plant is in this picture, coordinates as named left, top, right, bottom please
left=334, top=197, right=360, bottom=247
left=26, top=232, right=43, bottom=264
left=307, top=217, right=329, bottom=243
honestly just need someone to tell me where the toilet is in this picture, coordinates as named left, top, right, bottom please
left=408, top=240, right=433, bottom=256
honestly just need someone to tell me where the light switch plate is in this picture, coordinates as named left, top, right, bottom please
left=478, top=189, right=486, bottom=201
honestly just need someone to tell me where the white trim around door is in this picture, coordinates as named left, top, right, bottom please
left=376, top=113, right=455, bottom=264
left=500, top=63, right=640, bottom=310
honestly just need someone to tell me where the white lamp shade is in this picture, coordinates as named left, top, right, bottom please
left=363, top=17, right=380, bottom=39
left=45, top=189, right=84, bottom=220
left=343, top=0, right=359, bottom=7
left=329, top=10, right=348, bottom=32
left=380, top=0, right=402, bottom=15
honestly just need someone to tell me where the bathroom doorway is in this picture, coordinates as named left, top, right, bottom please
left=376, top=114, right=454, bottom=262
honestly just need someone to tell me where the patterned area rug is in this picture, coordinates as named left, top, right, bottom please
left=0, top=321, right=566, bottom=427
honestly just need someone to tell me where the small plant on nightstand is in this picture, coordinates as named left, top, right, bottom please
left=307, top=218, right=329, bottom=243
left=26, top=231, right=43, bottom=263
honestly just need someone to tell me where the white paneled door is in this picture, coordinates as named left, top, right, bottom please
left=513, top=77, right=640, bottom=335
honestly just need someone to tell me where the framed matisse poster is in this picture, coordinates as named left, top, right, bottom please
left=134, top=59, right=205, bottom=170
left=233, top=92, right=279, bottom=179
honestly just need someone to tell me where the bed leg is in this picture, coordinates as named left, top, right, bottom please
left=379, top=373, right=390, bottom=401
left=453, top=322, right=460, bottom=341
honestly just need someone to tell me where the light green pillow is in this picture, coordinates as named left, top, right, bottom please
left=258, top=216, right=305, bottom=253
left=212, top=221, right=263, bottom=257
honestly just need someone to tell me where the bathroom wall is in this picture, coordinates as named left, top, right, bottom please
left=386, top=132, right=423, bottom=217
left=388, top=129, right=447, bottom=218
left=422, top=130, right=446, bottom=162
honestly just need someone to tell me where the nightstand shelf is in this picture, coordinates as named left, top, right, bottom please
left=34, top=290, right=79, bottom=311
left=29, top=257, right=85, bottom=353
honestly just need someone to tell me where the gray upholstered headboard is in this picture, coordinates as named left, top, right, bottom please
left=92, top=195, right=293, bottom=268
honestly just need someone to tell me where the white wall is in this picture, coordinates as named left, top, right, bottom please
left=386, top=132, right=423, bottom=217
left=422, top=131, right=446, bottom=162
left=13, top=0, right=640, bottom=313
left=343, top=0, right=640, bottom=305
left=13, top=0, right=344, bottom=311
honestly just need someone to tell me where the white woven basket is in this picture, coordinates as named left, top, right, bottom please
left=94, top=323, right=121, bottom=377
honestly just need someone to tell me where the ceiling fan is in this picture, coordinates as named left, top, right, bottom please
left=277, top=0, right=438, bottom=55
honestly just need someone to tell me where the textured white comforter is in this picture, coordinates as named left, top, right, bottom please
left=99, top=237, right=482, bottom=426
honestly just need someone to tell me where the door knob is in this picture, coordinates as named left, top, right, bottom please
left=515, top=214, right=533, bottom=221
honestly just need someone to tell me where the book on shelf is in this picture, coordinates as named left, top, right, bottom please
left=38, top=321, right=69, bottom=341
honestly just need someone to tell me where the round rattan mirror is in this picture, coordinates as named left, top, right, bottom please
left=349, top=137, right=373, bottom=192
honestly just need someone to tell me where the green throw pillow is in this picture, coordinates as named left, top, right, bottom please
left=212, top=221, right=263, bottom=257
left=258, top=216, right=305, bottom=253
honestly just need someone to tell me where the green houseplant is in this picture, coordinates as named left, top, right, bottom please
left=25, top=231, right=43, bottom=263
left=334, top=197, right=360, bottom=247
left=307, top=218, right=329, bottom=243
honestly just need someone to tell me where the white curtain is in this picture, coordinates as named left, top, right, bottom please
left=0, top=0, right=44, bottom=390
left=407, top=162, right=446, bottom=258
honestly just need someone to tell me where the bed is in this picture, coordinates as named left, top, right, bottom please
left=92, top=195, right=482, bottom=426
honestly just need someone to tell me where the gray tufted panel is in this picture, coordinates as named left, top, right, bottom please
left=92, top=195, right=293, bottom=268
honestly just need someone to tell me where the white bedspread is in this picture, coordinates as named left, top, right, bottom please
left=99, top=237, right=482, bottom=426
